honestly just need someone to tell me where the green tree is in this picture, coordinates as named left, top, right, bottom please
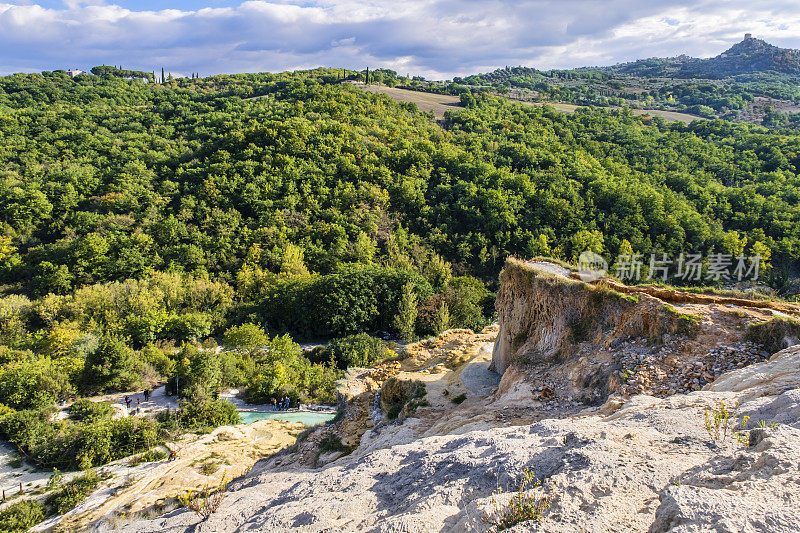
left=432, top=301, right=451, bottom=334
left=445, top=276, right=491, bottom=332
left=570, top=230, right=605, bottom=262
left=393, top=282, right=418, bottom=342
left=81, top=335, right=142, bottom=394
left=223, top=323, right=268, bottom=349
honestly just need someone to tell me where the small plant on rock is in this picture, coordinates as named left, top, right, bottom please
left=754, top=420, right=779, bottom=429
left=178, top=475, right=229, bottom=519
left=450, top=393, right=467, bottom=405
left=704, top=400, right=749, bottom=445
left=482, top=467, right=551, bottom=531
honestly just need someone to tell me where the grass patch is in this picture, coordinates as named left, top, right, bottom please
left=319, top=433, right=348, bottom=453
left=0, top=500, right=46, bottom=532
left=200, top=462, right=221, bottom=475
left=662, top=305, right=702, bottom=335
left=128, top=448, right=168, bottom=467
left=46, top=470, right=102, bottom=515
left=745, top=316, right=800, bottom=354
left=450, top=393, right=467, bottom=405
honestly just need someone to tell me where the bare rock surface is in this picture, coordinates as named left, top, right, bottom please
left=117, top=347, right=800, bottom=533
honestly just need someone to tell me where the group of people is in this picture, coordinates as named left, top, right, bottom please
left=271, top=396, right=293, bottom=411
left=123, top=389, right=152, bottom=414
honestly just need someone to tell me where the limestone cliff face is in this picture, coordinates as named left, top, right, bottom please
left=491, top=258, right=688, bottom=403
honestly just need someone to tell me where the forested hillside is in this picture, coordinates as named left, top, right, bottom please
left=2, top=70, right=800, bottom=290
left=613, top=37, right=800, bottom=78
left=447, top=38, right=800, bottom=124
left=0, top=69, right=800, bottom=448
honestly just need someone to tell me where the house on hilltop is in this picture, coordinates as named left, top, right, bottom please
left=67, top=69, right=84, bottom=78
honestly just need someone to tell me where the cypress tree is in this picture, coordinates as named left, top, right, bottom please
left=393, top=282, right=418, bottom=343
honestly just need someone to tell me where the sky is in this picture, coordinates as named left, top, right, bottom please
left=2, top=0, right=800, bottom=79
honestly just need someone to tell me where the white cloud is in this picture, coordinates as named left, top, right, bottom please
left=0, top=0, right=799, bottom=78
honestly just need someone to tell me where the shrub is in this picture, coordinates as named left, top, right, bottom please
left=444, top=276, right=493, bottom=331
left=313, top=334, right=393, bottom=369
left=179, top=399, right=240, bottom=429
left=704, top=400, right=749, bottom=445
left=244, top=367, right=292, bottom=405
left=0, top=500, right=46, bottom=532
left=244, top=335, right=342, bottom=404
left=450, top=393, right=467, bottom=405
left=745, top=317, right=800, bottom=354
left=46, top=470, right=101, bottom=515
left=319, top=433, right=348, bottom=453
left=155, top=409, right=181, bottom=432
left=0, top=358, right=73, bottom=410
left=0, top=409, right=161, bottom=470
left=260, top=266, right=433, bottom=337
left=380, top=378, right=426, bottom=419
left=162, top=312, right=213, bottom=343
left=69, top=399, right=113, bottom=423
left=140, top=344, right=175, bottom=378
left=178, top=348, right=223, bottom=399
left=223, top=323, right=268, bottom=349
left=80, top=335, right=143, bottom=394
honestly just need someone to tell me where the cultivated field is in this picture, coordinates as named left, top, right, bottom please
left=735, top=96, right=800, bottom=124
left=359, top=84, right=705, bottom=124
left=516, top=100, right=706, bottom=123
left=359, top=85, right=461, bottom=119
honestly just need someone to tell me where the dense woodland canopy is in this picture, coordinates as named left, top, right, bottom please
left=1, top=69, right=799, bottom=290
left=0, top=68, right=799, bottom=467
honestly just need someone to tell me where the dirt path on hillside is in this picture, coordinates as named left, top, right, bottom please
left=459, top=343, right=500, bottom=396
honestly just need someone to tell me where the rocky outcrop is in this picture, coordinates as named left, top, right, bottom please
left=705, top=345, right=800, bottom=399
left=491, top=258, right=796, bottom=404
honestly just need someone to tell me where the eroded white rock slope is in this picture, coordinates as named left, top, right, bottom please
left=117, top=347, right=800, bottom=533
